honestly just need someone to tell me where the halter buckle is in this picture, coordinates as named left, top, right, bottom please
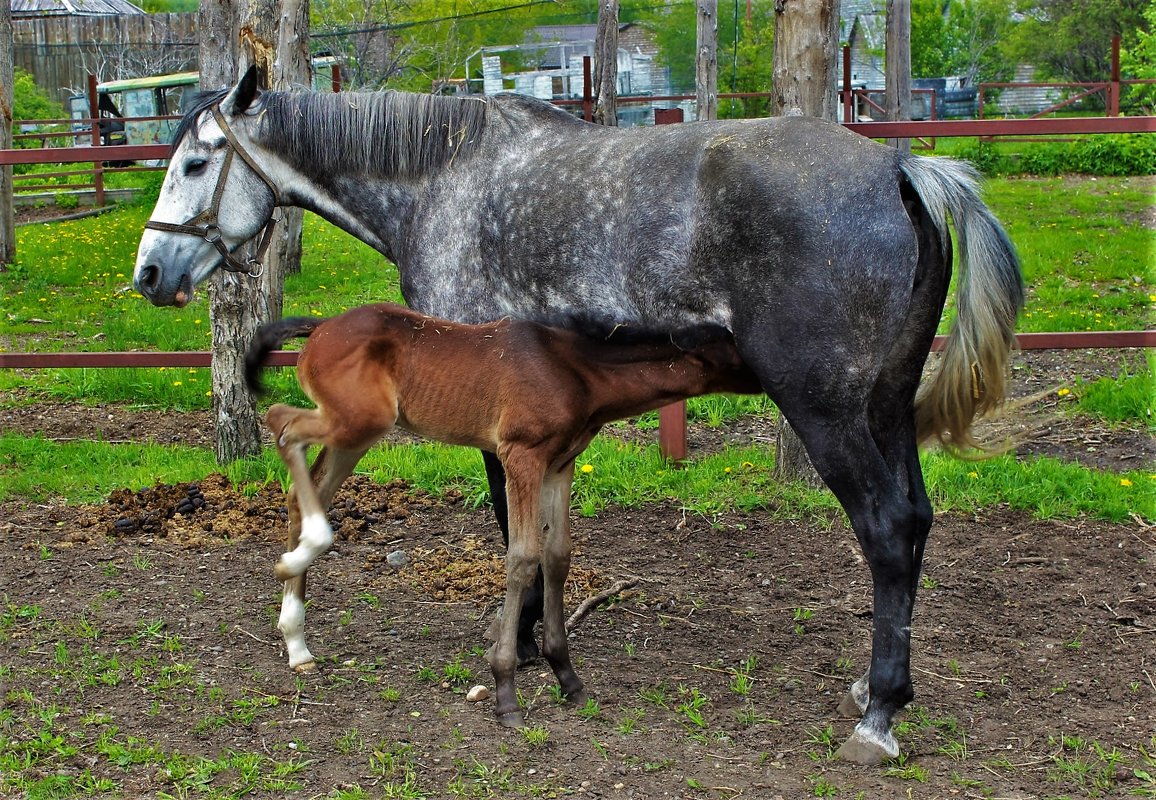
left=203, top=225, right=222, bottom=244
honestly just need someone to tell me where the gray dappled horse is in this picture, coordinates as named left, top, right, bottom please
left=133, top=67, right=1023, bottom=764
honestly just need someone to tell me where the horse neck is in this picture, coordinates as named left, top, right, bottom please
left=257, top=90, right=488, bottom=259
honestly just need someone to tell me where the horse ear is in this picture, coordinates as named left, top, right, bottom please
left=220, top=65, right=263, bottom=117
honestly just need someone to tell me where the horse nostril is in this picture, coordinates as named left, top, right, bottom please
left=138, top=265, right=161, bottom=294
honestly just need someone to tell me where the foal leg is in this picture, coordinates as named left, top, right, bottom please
left=538, top=463, right=587, bottom=705
left=483, top=450, right=544, bottom=664
left=488, top=454, right=545, bottom=727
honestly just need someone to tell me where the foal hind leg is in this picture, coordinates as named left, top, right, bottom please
left=483, top=451, right=544, bottom=665
left=538, top=463, right=587, bottom=705
left=488, top=452, right=546, bottom=727
left=276, top=447, right=369, bottom=671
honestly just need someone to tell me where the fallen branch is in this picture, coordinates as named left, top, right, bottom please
left=566, top=578, right=638, bottom=632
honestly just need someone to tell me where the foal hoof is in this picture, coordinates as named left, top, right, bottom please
left=835, top=727, right=900, bottom=765
left=291, top=660, right=318, bottom=674
left=496, top=710, right=525, bottom=728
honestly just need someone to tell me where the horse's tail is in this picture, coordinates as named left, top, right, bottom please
left=244, top=317, right=325, bottom=396
left=899, top=154, right=1024, bottom=452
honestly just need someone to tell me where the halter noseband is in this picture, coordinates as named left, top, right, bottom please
left=144, top=106, right=281, bottom=278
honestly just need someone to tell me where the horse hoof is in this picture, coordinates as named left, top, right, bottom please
left=496, top=710, right=524, bottom=728
left=273, top=560, right=296, bottom=581
left=566, top=687, right=590, bottom=707
left=516, top=638, right=541, bottom=667
left=836, top=690, right=866, bottom=717
left=835, top=727, right=899, bottom=765
left=291, top=660, right=318, bottom=674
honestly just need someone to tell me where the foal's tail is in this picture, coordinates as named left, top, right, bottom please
left=244, top=317, right=325, bottom=396
left=899, top=154, right=1024, bottom=453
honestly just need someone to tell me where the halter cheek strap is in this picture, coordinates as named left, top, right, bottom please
left=144, top=106, right=281, bottom=278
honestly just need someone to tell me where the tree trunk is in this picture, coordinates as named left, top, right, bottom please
left=770, top=0, right=839, bottom=486
left=593, top=0, right=619, bottom=126
left=885, top=0, right=911, bottom=153
left=696, top=0, right=718, bottom=121
left=1, top=0, right=16, bottom=267
left=201, top=0, right=268, bottom=463
left=771, top=0, right=840, bottom=121
left=272, top=0, right=309, bottom=278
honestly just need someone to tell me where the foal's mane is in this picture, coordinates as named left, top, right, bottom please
left=175, top=88, right=490, bottom=179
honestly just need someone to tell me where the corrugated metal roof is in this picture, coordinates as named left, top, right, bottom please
left=12, top=0, right=145, bottom=16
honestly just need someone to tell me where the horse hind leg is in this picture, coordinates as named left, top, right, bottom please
left=771, top=407, right=921, bottom=765
left=275, top=445, right=370, bottom=674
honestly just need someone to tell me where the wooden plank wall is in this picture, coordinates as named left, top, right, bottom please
left=12, top=13, right=197, bottom=104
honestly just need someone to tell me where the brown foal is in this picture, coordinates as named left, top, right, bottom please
left=246, top=302, right=760, bottom=727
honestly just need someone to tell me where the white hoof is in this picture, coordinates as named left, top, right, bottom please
left=835, top=724, right=900, bottom=765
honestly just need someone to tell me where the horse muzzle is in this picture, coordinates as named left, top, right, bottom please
left=135, top=264, right=195, bottom=308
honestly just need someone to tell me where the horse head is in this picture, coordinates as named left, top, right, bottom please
left=134, top=66, right=281, bottom=307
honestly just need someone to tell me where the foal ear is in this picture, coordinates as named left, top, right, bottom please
left=220, top=65, right=264, bottom=117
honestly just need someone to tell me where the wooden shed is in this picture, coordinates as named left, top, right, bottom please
left=12, top=0, right=195, bottom=104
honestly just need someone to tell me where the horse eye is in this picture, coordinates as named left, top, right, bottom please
left=184, top=158, right=209, bottom=176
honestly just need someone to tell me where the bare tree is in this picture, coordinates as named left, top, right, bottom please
left=1, top=0, right=14, bottom=267
left=769, top=0, right=839, bottom=484
left=77, top=18, right=196, bottom=84
left=696, top=0, right=718, bottom=121
left=593, top=0, right=619, bottom=126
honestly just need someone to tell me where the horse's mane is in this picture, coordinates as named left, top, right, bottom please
left=173, top=88, right=490, bottom=179
left=172, top=87, right=230, bottom=148
left=261, top=91, right=489, bottom=179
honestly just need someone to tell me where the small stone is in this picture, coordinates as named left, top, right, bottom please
left=466, top=685, right=490, bottom=702
left=386, top=549, right=408, bottom=567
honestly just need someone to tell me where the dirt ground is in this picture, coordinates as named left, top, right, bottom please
left=1, top=349, right=1154, bottom=798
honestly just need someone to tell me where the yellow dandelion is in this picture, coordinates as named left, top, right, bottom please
left=968, top=471, right=978, bottom=479
left=1057, top=388, right=1071, bottom=397
left=172, top=381, right=183, bottom=386
left=580, top=464, right=594, bottom=474
left=1120, top=478, right=1132, bottom=487
left=724, top=466, right=733, bottom=474
left=741, top=461, right=755, bottom=469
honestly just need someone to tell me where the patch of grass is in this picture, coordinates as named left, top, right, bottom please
left=1072, top=355, right=1155, bottom=427
left=922, top=451, right=1153, bottom=523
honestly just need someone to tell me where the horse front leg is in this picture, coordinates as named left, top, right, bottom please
left=483, top=450, right=543, bottom=665
left=539, top=463, right=587, bottom=705
left=487, top=454, right=544, bottom=727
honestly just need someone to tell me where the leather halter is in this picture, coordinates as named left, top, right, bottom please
left=144, top=106, right=281, bottom=278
